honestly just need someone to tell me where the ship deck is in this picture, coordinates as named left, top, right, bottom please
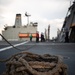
left=0, top=41, right=75, bottom=75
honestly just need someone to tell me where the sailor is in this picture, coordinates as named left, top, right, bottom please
left=36, top=31, right=39, bottom=42
left=30, top=34, right=32, bottom=41
left=41, top=32, right=45, bottom=42
left=65, top=28, right=69, bottom=42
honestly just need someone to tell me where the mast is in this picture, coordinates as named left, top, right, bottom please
left=25, top=12, right=31, bottom=25
left=48, top=25, right=50, bottom=40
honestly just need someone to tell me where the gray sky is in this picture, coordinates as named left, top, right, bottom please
left=0, top=0, right=74, bottom=39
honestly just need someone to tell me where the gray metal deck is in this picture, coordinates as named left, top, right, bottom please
left=0, top=41, right=75, bottom=75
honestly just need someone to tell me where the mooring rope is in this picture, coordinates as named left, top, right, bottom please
left=0, top=34, right=36, bottom=62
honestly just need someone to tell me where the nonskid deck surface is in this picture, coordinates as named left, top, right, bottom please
left=0, top=41, right=75, bottom=75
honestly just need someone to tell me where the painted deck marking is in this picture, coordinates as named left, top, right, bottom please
left=0, top=41, right=29, bottom=52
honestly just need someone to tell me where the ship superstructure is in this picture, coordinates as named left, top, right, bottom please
left=2, top=14, right=37, bottom=41
left=58, top=1, right=75, bottom=42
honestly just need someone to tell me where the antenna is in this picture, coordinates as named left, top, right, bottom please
left=70, top=0, right=71, bottom=6
left=25, top=12, right=31, bottom=25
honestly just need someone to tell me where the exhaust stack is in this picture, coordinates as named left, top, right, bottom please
left=15, top=14, right=22, bottom=27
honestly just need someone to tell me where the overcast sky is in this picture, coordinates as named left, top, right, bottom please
left=0, top=0, right=74, bottom=39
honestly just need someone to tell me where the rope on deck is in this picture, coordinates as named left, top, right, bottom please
left=0, top=34, right=36, bottom=62
left=2, top=52, right=67, bottom=75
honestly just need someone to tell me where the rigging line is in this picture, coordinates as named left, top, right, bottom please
left=0, top=34, right=36, bottom=51
left=0, top=34, right=37, bottom=62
